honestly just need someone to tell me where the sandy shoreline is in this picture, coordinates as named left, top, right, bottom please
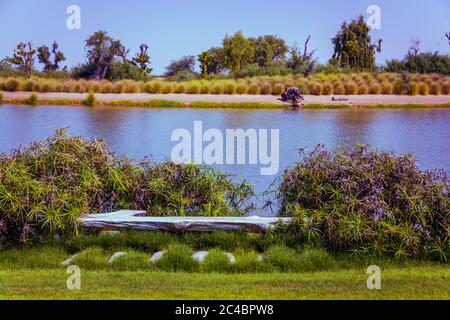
left=2, top=91, right=450, bottom=106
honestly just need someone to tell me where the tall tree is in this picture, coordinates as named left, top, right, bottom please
left=198, top=47, right=225, bottom=78
left=250, top=35, right=288, bottom=67
left=85, top=31, right=126, bottom=79
left=37, top=41, right=66, bottom=72
left=8, top=42, right=36, bottom=77
left=222, top=31, right=254, bottom=74
left=286, top=35, right=316, bottom=75
left=330, top=16, right=382, bottom=71
left=164, top=56, right=196, bottom=77
left=131, top=43, right=152, bottom=75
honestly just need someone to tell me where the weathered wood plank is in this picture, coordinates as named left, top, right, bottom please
left=78, top=210, right=292, bottom=232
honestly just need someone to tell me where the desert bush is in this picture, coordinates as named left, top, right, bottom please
left=4, top=78, right=20, bottom=92
left=442, top=81, right=450, bottom=95
left=418, top=82, right=430, bottom=95
left=409, top=82, right=420, bottom=95
left=271, top=83, right=285, bottom=95
left=322, top=82, right=334, bottom=95
left=186, top=83, right=200, bottom=94
left=100, top=82, right=113, bottom=93
left=113, top=81, right=125, bottom=93
left=357, top=84, right=369, bottom=94
left=224, top=82, right=237, bottom=95
left=210, top=83, right=225, bottom=95
left=174, top=83, right=186, bottom=94
left=236, top=83, right=248, bottom=94
left=22, top=80, right=34, bottom=91
left=82, top=91, right=97, bottom=106
left=150, top=81, right=163, bottom=94
left=333, top=83, right=345, bottom=95
left=430, top=81, right=442, bottom=95
left=200, top=84, right=210, bottom=94
left=393, top=80, right=405, bottom=95
left=381, top=81, right=394, bottom=94
left=344, top=81, right=358, bottom=95
left=309, top=82, right=323, bottom=95
left=369, top=82, right=382, bottom=94
left=260, top=83, right=272, bottom=95
left=275, top=145, right=449, bottom=261
left=247, top=83, right=261, bottom=95
left=124, top=81, right=139, bottom=93
left=162, top=83, right=174, bottom=94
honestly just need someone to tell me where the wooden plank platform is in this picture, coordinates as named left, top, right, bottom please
left=78, top=210, right=292, bottom=232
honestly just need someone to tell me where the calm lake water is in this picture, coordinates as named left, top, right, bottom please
left=1, top=104, right=449, bottom=215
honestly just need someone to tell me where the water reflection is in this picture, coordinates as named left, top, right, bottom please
left=0, top=105, right=448, bottom=214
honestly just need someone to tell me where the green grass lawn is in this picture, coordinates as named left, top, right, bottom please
left=0, top=266, right=449, bottom=300
left=0, top=244, right=448, bottom=299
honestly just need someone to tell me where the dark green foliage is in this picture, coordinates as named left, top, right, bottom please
left=250, top=35, right=289, bottom=68
left=222, top=31, right=255, bottom=74
left=386, top=52, right=450, bottom=75
left=37, top=41, right=66, bottom=72
left=131, top=43, right=152, bottom=76
left=275, top=145, right=450, bottom=261
left=164, top=56, right=197, bottom=77
left=154, top=244, right=199, bottom=272
left=0, top=131, right=254, bottom=246
left=201, top=249, right=233, bottom=272
left=331, top=16, right=381, bottom=71
left=82, top=91, right=96, bottom=106
left=6, top=42, right=36, bottom=77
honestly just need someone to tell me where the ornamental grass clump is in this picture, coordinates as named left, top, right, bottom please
left=275, top=145, right=449, bottom=261
left=0, top=131, right=255, bottom=246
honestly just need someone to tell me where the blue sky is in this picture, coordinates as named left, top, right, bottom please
left=0, top=0, right=449, bottom=74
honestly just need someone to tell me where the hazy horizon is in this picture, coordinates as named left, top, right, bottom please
left=1, top=0, right=449, bottom=74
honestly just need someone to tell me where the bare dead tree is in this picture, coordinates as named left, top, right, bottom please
left=409, top=38, right=421, bottom=56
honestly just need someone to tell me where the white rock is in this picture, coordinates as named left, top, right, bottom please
left=61, top=254, right=78, bottom=266
left=150, top=250, right=165, bottom=263
left=256, top=254, right=264, bottom=262
left=192, top=251, right=209, bottom=263
left=224, top=252, right=236, bottom=264
left=108, top=252, right=127, bottom=263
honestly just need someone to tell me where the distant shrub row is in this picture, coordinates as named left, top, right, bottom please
left=1, top=73, right=449, bottom=95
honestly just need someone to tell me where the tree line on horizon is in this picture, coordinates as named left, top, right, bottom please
left=1, top=16, right=449, bottom=81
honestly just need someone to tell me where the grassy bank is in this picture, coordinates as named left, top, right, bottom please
left=1, top=93, right=450, bottom=109
left=0, top=243, right=448, bottom=299
left=1, top=73, right=450, bottom=96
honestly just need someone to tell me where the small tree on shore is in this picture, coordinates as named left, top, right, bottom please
left=8, top=42, right=36, bottom=77
left=222, top=31, right=255, bottom=74
left=37, top=41, right=66, bottom=72
left=131, top=43, right=152, bottom=75
left=164, top=56, right=196, bottom=77
left=85, top=31, right=127, bottom=79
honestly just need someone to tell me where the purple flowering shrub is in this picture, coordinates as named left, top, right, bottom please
left=280, top=87, right=304, bottom=106
left=276, top=145, right=449, bottom=261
